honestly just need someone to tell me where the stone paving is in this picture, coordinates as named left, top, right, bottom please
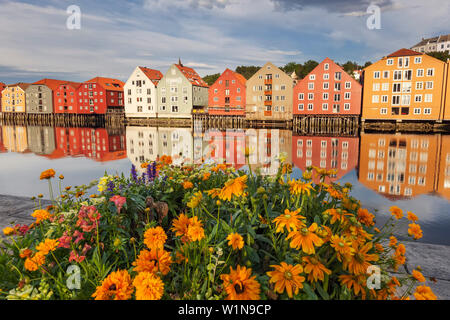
left=1, top=194, right=449, bottom=299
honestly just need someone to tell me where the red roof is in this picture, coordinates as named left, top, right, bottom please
left=6, top=83, right=31, bottom=91
left=176, top=64, right=209, bottom=88
left=139, top=67, right=163, bottom=86
left=86, top=77, right=124, bottom=92
left=33, top=79, right=70, bottom=91
left=387, top=48, right=423, bottom=58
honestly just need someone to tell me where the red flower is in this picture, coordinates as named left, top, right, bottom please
left=110, top=195, right=127, bottom=214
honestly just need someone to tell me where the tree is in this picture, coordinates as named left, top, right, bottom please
left=298, top=60, right=319, bottom=79
left=202, top=73, right=221, bottom=86
left=427, top=51, right=450, bottom=62
left=235, top=66, right=261, bottom=80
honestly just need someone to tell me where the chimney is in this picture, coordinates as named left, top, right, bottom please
left=178, top=58, right=183, bottom=67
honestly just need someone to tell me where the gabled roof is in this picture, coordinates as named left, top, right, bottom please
left=32, top=79, right=70, bottom=91
left=387, top=48, right=423, bottom=58
left=139, top=67, right=163, bottom=86
left=5, top=83, right=31, bottom=91
left=86, top=77, right=125, bottom=92
left=412, top=34, right=450, bottom=48
left=175, top=64, right=209, bottom=88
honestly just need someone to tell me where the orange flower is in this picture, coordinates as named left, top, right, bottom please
left=20, top=248, right=33, bottom=259
left=187, top=224, right=205, bottom=242
left=393, top=244, right=406, bottom=270
left=412, top=269, right=426, bottom=283
left=133, top=272, right=164, bottom=300
left=408, top=223, right=423, bottom=240
left=357, top=208, right=375, bottom=227
left=326, top=186, right=343, bottom=200
left=183, top=181, right=194, bottom=189
left=92, top=270, right=133, bottom=300
left=407, top=211, right=419, bottom=223
left=24, top=253, right=46, bottom=272
left=141, top=162, right=149, bottom=169
left=375, top=243, right=384, bottom=253
left=206, top=188, right=221, bottom=199
left=339, top=274, right=367, bottom=297
left=202, top=172, right=211, bottom=181
left=31, top=209, right=51, bottom=224
left=390, top=206, right=403, bottom=220
left=144, top=226, right=167, bottom=251
left=272, top=209, right=305, bottom=233
left=171, top=213, right=191, bottom=238
left=132, top=249, right=172, bottom=275
left=343, top=242, right=379, bottom=275
left=267, top=262, right=305, bottom=298
left=3, top=227, right=15, bottom=236
left=159, top=155, right=173, bottom=165
left=389, top=236, right=398, bottom=247
left=227, top=233, right=244, bottom=250
left=219, top=175, right=248, bottom=201
left=40, top=169, right=56, bottom=180
left=36, top=239, right=59, bottom=255
left=414, top=285, right=437, bottom=300
left=302, top=256, right=331, bottom=283
left=287, top=223, right=323, bottom=255
left=325, top=208, right=352, bottom=225
left=330, top=235, right=355, bottom=261
left=220, top=265, right=261, bottom=300
left=288, top=179, right=314, bottom=196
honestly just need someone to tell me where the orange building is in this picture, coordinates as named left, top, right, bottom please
left=359, top=133, right=440, bottom=199
left=436, top=135, right=450, bottom=200
left=293, top=58, right=362, bottom=117
left=208, top=69, right=246, bottom=116
left=362, top=49, right=448, bottom=122
left=444, top=60, right=450, bottom=121
left=0, top=82, right=5, bottom=112
left=1, top=83, right=30, bottom=113
left=292, top=135, right=359, bottom=184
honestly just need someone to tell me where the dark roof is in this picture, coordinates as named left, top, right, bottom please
left=387, top=48, right=423, bottom=57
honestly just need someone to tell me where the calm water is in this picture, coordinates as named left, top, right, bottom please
left=1, top=124, right=450, bottom=245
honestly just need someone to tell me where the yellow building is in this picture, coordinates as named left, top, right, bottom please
left=362, top=49, right=448, bottom=122
left=444, top=59, right=450, bottom=121
left=1, top=83, right=30, bottom=113
left=246, top=62, right=293, bottom=121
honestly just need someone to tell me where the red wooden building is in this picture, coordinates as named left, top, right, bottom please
left=292, top=135, right=360, bottom=184
left=293, top=58, right=362, bottom=116
left=77, top=77, right=125, bottom=114
left=0, top=82, right=5, bottom=112
left=208, top=69, right=246, bottom=116
left=54, top=82, right=82, bottom=114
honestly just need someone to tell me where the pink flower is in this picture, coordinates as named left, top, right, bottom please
left=58, top=231, right=72, bottom=249
left=15, top=224, right=30, bottom=236
left=82, top=244, right=92, bottom=255
left=110, top=195, right=127, bottom=214
left=73, top=230, right=85, bottom=244
left=76, top=206, right=101, bottom=233
left=69, top=250, right=85, bottom=263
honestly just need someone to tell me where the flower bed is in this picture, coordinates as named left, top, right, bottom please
left=0, top=154, right=437, bottom=300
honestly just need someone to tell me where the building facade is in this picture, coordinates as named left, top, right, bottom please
left=77, top=77, right=125, bottom=114
left=124, top=67, right=163, bottom=118
left=54, top=82, right=82, bottom=114
left=411, top=34, right=450, bottom=53
left=246, top=62, right=293, bottom=121
left=208, top=69, right=246, bottom=116
left=1, top=83, right=30, bottom=113
left=26, top=79, right=68, bottom=114
left=293, top=58, right=362, bottom=117
left=157, top=62, right=209, bottom=118
left=362, top=49, right=448, bottom=122
left=0, top=82, right=5, bottom=112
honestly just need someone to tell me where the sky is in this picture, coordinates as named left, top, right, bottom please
left=0, top=0, right=449, bottom=84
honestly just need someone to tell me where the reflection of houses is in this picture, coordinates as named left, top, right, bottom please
left=292, top=135, right=360, bottom=183
left=0, top=127, right=6, bottom=153
left=126, top=126, right=193, bottom=170
left=359, top=133, right=439, bottom=199
left=1, top=83, right=30, bottom=113
left=437, top=135, right=450, bottom=200
left=246, top=129, right=292, bottom=175
left=2, top=126, right=28, bottom=153
left=27, top=126, right=56, bottom=155
left=205, top=129, right=246, bottom=169
left=246, top=62, right=293, bottom=121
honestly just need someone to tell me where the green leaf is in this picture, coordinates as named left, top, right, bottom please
left=246, top=246, right=260, bottom=264
left=316, top=283, right=330, bottom=300
left=302, top=283, right=318, bottom=300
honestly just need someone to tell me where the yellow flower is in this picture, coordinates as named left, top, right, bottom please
left=31, top=209, right=51, bottom=224
left=227, top=233, right=244, bottom=250
left=288, top=179, right=314, bottom=196
left=219, top=175, right=248, bottom=201
left=187, top=192, right=203, bottom=209
left=408, top=223, right=423, bottom=240
left=220, top=265, right=261, bottom=300
left=302, top=171, right=312, bottom=181
left=325, top=208, right=352, bottom=225
left=92, top=270, right=133, bottom=300
left=414, top=285, right=437, bottom=300
left=144, top=226, right=167, bottom=251
left=267, top=262, right=305, bottom=298
left=287, top=223, right=323, bottom=255
left=3, top=227, right=15, bottom=236
left=133, top=272, right=164, bottom=300
left=132, top=249, right=172, bottom=275
left=36, top=239, right=59, bottom=255
left=272, top=209, right=305, bottom=233
left=390, top=206, right=403, bottom=220
left=302, top=256, right=331, bottom=283
left=330, top=235, right=355, bottom=261
left=207, top=188, right=221, bottom=199
left=344, top=242, right=379, bottom=275
left=412, top=269, right=426, bottom=283
left=40, top=169, right=56, bottom=180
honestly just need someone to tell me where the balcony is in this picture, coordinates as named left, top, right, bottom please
left=264, top=90, right=272, bottom=95
left=264, top=79, right=272, bottom=85
left=264, top=100, right=272, bottom=106
left=264, top=110, right=272, bottom=117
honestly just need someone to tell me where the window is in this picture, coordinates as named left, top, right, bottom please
left=387, top=59, right=394, bottom=65
left=298, top=93, right=304, bottom=100
left=424, top=108, right=431, bottom=114
left=414, top=57, right=422, bottom=64
left=323, top=93, right=329, bottom=100
left=323, top=73, right=329, bottom=80
left=393, top=70, right=402, bottom=80
left=383, top=71, right=389, bottom=79
left=425, top=94, right=433, bottom=103
left=372, top=95, right=379, bottom=103
left=308, top=83, right=314, bottom=90
left=344, top=92, right=351, bottom=100
left=404, top=70, right=412, bottom=80
left=427, top=68, right=435, bottom=76
left=426, top=81, right=433, bottom=89
left=344, top=103, right=350, bottom=110
left=308, top=103, right=313, bottom=110
left=374, top=71, right=381, bottom=79
left=335, top=72, right=342, bottom=80
left=416, top=82, right=423, bottom=90
left=345, top=82, right=351, bottom=89
left=171, top=106, right=178, bottom=113
left=322, top=103, right=328, bottom=110
left=324, top=63, right=329, bottom=70
left=323, top=82, right=329, bottom=90
left=393, top=83, right=401, bottom=93
left=415, top=95, right=422, bottom=102
left=373, top=83, right=380, bottom=91
left=417, top=69, right=424, bottom=77
left=308, top=93, right=314, bottom=100
left=309, top=74, right=316, bottom=80
left=334, top=94, right=341, bottom=102
left=392, top=96, right=400, bottom=105
left=382, top=83, right=389, bottom=91
left=334, top=83, right=341, bottom=91
left=298, top=104, right=304, bottom=111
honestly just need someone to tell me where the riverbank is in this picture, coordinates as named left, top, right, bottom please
left=1, top=192, right=449, bottom=299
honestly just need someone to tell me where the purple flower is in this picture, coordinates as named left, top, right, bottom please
left=131, top=164, right=138, bottom=182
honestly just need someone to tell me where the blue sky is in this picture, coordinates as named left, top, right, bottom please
left=0, top=0, right=448, bottom=84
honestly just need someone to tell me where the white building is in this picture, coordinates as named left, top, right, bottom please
left=411, top=34, right=450, bottom=53
left=124, top=67, right=163, bottom=118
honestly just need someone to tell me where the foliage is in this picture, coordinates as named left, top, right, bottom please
left=0, top=156, right=436, bottom=300
left=203, top=73, right=221, bottom=86
left=427, top=51, right=450, bottom=62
